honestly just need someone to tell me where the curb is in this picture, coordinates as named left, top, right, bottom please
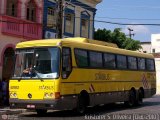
left=0, top=109, right=26, bottom=115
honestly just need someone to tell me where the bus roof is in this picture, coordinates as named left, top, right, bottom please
left=16, top=37, right=118, bottom=48
left=16, top=37, right=154, bottom=59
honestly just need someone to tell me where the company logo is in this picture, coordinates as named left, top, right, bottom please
left=28, top=93, right=32, bottom=99
left=1, top=114, right=7, bottom=120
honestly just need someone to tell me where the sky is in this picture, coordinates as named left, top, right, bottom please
left=95, top=0, right=160, bottom=42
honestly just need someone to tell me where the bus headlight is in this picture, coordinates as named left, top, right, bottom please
left=44, top=93, right=49, bottom=98
left=44, top=92, right=60, bottom=99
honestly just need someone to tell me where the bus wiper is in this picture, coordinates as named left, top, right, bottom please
left=32, top=68, right=44, bottom=81
left=18, top=73, right=24, bottom=81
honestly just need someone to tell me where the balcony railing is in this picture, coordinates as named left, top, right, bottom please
left=1, top=15, right=42, bottom=40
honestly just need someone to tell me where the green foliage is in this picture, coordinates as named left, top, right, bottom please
left=94, top=28, right=142, bottom=50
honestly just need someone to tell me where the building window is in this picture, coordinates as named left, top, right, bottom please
left=6, top=0, right=17, bottom=17
left=143, top=51, right=147, bottom=53
left=81, top=18, right=89, bottom=38
left=152, top=49, right=155, bottom=53
left=47, top=7, right=56, bottom=29
left=65, top=13, right=74, bottom=34
left=26, top=0, right=36, bottom=22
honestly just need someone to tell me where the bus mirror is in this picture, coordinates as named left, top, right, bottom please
left=62, top=72, right=67, bottom=78
left=62, top=70, right=70, bottom=79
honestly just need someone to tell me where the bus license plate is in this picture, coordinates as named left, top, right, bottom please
left=27, top=105, right=35, bottom=108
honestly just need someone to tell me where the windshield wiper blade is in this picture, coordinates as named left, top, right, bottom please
left=18, top=74, right=23, bottom=81
left=32, top=68, right=44, bottom=81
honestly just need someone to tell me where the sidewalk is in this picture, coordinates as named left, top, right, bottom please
left=157, top=85, right=160, bottom=95
left=0, top=107, right=26, bottom=115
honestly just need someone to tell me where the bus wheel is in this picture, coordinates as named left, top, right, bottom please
left=136, top=89, right=143, bottom=105
left=125, top=90, right=136, bottom=107
left=76, top=96, right=86, bottom=114
left=36, top=109, right=47, bottom=115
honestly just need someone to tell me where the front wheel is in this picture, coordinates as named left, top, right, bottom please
left=36, top=109, right=47, bottom=115
left=75, top=96, right=86, bottom=114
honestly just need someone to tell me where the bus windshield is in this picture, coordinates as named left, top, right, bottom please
left=12, top=47, right=60, bottom=79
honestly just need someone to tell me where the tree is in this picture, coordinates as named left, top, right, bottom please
left=94, top=28, right=141, bottom=50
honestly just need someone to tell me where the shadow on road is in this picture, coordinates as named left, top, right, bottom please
left=20, top=95, right=160, bottom=118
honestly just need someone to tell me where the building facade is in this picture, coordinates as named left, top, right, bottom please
left=140, top=38, right=160, bottom=93
left=151, top=34, right=160, bottom=92
left=43, top=0, right=102, bottom=39
left=139, top=42, right=151, bottom=53
left=0, top=0, right=43, bottom=82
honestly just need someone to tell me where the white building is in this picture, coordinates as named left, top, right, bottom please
left=140, top=42, right=151, bottom=53
left=151, top=34, right=160, bottom=92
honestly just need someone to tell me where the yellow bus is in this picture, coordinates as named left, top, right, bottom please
left=9, top=37, right=156, bottom=114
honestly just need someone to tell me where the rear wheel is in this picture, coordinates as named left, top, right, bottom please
left=125, top=90, right=136, bottom=107
left=136, top=89, right=143, bottom=105
left=36, top=109, right=47, bottom=115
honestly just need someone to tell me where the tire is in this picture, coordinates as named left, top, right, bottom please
left=136, top=89, right=143, bottom=106
left=75, top=95, right=86, bottom=114
left=125, top=90, right=136, bottom=107
left=36, top=109, right=47, bottom=115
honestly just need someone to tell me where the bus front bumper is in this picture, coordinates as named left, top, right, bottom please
left=9, top=97, right=77, bottom=110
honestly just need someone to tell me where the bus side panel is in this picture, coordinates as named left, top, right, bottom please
left=60, top=68, right=156, bottom=106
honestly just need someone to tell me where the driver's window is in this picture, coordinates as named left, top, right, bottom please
left=62, top=47, right=72, bottom=79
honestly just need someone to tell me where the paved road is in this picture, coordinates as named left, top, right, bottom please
left=1, top=94, right=160, bottom=120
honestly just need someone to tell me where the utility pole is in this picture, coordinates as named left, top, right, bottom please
left=128, top=27, right=135, bottom=39
left=56, top=0, right=63, bottom=38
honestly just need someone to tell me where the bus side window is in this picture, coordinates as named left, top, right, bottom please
left=62, top=47, right=72, bottom=79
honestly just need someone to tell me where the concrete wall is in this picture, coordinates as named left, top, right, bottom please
left=0, top=32, right=25, bottom=79
left=151, top=34, right=160, bottom=94
left=155, top=58, right=160, bottom=94
left=139, top=42, right=151, bottom=53
left=151, top=34, right=160, bottom=53
left=0, top=0, right=43, bottom=23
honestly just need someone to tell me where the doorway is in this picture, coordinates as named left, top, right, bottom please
left=2, top=47, right=15, bottom=105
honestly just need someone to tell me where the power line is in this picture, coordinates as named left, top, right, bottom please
left=108, top=5, right=160, bottom=9
left=2, top=18, right=160, bottom=27
left=4, top=1, right=160, bottom=23
left=1, top=18, right=160, bottom=26
left=95, top=16, right=160, bottom=21
left=94, top=19, right=160, bottom=26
